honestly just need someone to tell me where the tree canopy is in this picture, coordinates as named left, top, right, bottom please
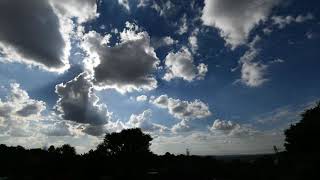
left=96, top=128, right=153, bottom=156
left=284, top=102, right=320, bottom=153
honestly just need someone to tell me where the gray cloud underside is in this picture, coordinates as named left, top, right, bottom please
left=55, top=73, right=111, bottom=125
left=0, top=0, right=66, bottom=69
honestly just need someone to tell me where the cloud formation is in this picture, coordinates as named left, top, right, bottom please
left=136, top=95, right=148, bottom=102
left=51, top=0, right=98, bottom=24
left=151, top=36, right=178, bottom=49
left=238, top=36, right=268, bottom=87
left=0, top=83, right=46, bottom=120
left=0, top=0, right=98, bottom=72
left=271, top=13, right=313, bottom=29
left=55, top=73, right=112, bottom=125
left=126, top=109, right=168, bottom=133
left=201, top=0, right=280, bottom=48
left=0, top=83, right=46, bottom=137
left=163, top=47, right=208, bottom=82
left=0, top=0, right=69, bottom=72
left=151, top=95, right=211, bottom=120
left=81, top=22, right=160, bottom=93
left=210, top=119, right=237, bottom=131
left=209, top=119, right=256, bottom=137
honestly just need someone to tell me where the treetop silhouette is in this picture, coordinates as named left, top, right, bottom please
left=96, top=128, right=153, bottom=156
left=284, top=102, right=320, bottom=153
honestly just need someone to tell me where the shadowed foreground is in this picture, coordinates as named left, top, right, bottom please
left=1, top=103, right=320, bottom=180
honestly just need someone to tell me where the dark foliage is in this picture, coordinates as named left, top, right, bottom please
left=285, top=102, right=320, bottom=153
left=0, top=103, right=319, bottom=180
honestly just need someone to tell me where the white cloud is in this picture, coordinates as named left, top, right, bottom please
left=50, top=0, right=98, bottom=24
left=240, top=61, right=268, bottom=87
left=126, top=109, right=168, bottom=133
left=271, top=13, right=313, bottom=29
left=171, top=120, right=191, bottom=133
left=0, top=83, right=46, bottom=121
left=188, top=36, right=198, bottom=53
left=152, top=36, right=178, bottom=49
left=81, top=22, right=160, bottom=93
left=163, top=47, right=208, bottom=82
left=210, top=119, right=237, bottom=131
left=118, top=0, right=130, bottom=11
left=151, top=95, right=211, bottom=120
left=201, top=0, right=280, bottom=48
left=238, top=36, right=268, bottom=87
left=209, top=119, right=258, bottom=137
left=136, top=95, right=148, bottom=102
left=178, top=14, right=188, bottom=35
left=0, top=84, right=90, bottom=138
left=188, top=28, right=200, bottom=53
left=41, top=121, right=72, bottom=137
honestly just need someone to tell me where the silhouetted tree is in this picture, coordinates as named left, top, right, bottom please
left=96, top=128, right=152, bottom=156
left=56, top=144, right=76, bottom=156
left=284, top=102, right=320, bottom=153
left=48, top=145, right=55, bottom=153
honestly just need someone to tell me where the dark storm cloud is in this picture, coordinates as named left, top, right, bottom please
left=0, top=0, right=67, bottom=70
left=55, top=73, right=111, bottom=125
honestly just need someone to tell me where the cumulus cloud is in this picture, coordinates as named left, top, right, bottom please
left=188, top=36, right=198, bottom=53
left=0, top=83, right=46, bottom=137
left=163, top=47, right=208, bottom=81
left=126, top=109, right=168, bottom=133
left=136, top=95, right=148, bottom=102
left=41, top=121, right=72, bottom=137
left=237, top=36, right=268, bottom=87
left=83, top=109, right=168, bottom=136
left=0, top=0, right=98, bottom=72
left=55, top=73, right=112, bottom=125
left=81, top=22, right=160, bottom=93
left=209, top=119, right=256, bottom=137
left=151, top=36, right=178, bottom=49
left=171, top=120, right=192, bottom=133
left=0, top=0, right=69, bottom=72
left=151, top=95, right=211, bottom=120
left=0, top=84, right=46, bottom=120
left=201, top=0, right=280, bottom=48
left=50, top=0, right=98, bottom=24
left=210, top=119, right=237, bottom=131
left=188, top=28, right=200, bottom=53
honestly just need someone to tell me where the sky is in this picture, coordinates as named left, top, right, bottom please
left=0, top=0, right=319, bottom=155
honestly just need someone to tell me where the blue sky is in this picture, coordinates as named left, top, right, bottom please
left=0, top=0, right=319, bottom=155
